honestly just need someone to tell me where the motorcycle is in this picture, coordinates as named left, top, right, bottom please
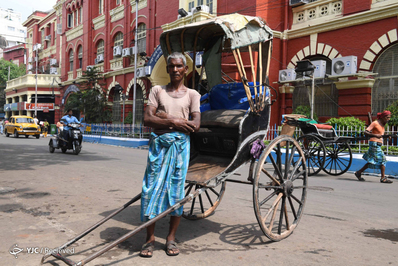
left=49, top=122, right=83, bottom=155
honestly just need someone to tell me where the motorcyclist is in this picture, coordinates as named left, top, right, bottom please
left=60, top=109, right=82, bottom=145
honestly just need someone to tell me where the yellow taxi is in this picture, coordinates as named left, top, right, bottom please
left=4, top=115, right=41, bottom=139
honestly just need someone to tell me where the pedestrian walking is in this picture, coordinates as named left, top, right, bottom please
left=139, top=52, right=201, bottom=258
left=355, top=110, right=393, bottom=183
left=43, top=119, right=50, bottom=138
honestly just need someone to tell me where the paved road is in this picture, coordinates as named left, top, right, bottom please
left=0, top=135, right=397, bottom=266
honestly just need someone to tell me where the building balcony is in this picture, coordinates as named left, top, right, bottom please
left=110, top=5, right=125, bottom=22
left=68, top=71, right=73, bottom=80
left=66, top=24, right=83, bottom=41
left=110, top=57, right=123, bottom=70
left=5, top=74, right=61, bottom=92
left=94, top=62, right=104, bottom=72
left=76, top=68, right=83, bottom=78
left=93, top=14, right=105, bottom=30
left=292, top=0, right=343, bottom=30
left=162, top=10, right=215, bottom=32
left=130, top=0, right=147, bottom=12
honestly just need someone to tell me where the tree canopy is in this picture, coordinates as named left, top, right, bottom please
left=64, top=67, right=111, bottom=123
left=0, top=59, right=26, bottom=112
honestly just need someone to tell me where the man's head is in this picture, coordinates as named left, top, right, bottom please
left=377, top=110, right=392, bottom=123
left=166, top=52, right=188, bottom=83
left=67, top=109, right=73, bottom=116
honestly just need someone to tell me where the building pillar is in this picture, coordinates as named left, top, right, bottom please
left=335, top=78, right=375, bottom=124
left=279, top=84, right=294, bottom=115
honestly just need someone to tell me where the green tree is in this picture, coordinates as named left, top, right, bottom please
left=386, top=100, right=398, bottom=126
left=293, top=105, right=318, bottom=121
left=0, top=59, right=26, bottom=112
left=64, top=67, right=111, bottom=123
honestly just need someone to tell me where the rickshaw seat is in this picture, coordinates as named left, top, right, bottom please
left=200, top=109, right=246, bottom=128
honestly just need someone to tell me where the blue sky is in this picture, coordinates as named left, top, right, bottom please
left=2, top=1, right=57, bottom=23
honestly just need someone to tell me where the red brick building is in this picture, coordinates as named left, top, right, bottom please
left=5, top=0, right=398, bottom=126
left=2, top=44, right=26, bottom=66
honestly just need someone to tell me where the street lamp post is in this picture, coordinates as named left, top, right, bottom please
left=34, top=43, right=39, bottom=117
left=133, top=0, right=139, bottom=136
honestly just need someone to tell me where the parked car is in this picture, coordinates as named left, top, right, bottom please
left=4, top=115, right=41, bottom=139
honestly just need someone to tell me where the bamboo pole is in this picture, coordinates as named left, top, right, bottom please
left=263, top=42, right=272, bottom=108
left=258, top=42, right=263, bottom=109
left=248, top=45, right=258, bottom=111
left=233, top=49, right=254, bottom=111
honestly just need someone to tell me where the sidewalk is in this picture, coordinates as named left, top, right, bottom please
left=82, top=134, right=149, bottom=148
left=80, top=134, right=397, bottom=178
left=350, top=153, right=398, bottom=178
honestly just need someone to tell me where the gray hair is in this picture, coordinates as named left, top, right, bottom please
left=167, top=52, right=187, bottom=66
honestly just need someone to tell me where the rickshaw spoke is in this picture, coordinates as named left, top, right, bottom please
left=261, top=168, right=281, bottom=186
left=259, top=191, right=277, bottom=206
left=204, top=190, right=214, bottom=207
left=290, top=193, right=303, bottom=205
left=189, top=197, right=196, bottom=216
left=278, top=197, right=285, bottom=234
left=288, top=196, right=298, bottom=220
left=284, top=141, right=290, bottom=180
left=263, top=193, right=282, bottom=225
left=284, top=201, right=290, bottom=231
left=185, top=184, right=194, bottom=197
left=199, top=194, right=204, bottom=213
left=269, top=154, right=283, bottom=182
left=209, top=187, right=220, bottom=197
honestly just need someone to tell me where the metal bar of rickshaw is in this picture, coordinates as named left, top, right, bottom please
left=232, top=49, right=255, bottom=111
left=42, top=188, right=205, bottom=265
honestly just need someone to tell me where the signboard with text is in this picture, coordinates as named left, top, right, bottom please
left=25, top=103, right=55, bottom=111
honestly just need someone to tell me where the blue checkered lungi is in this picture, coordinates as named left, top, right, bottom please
left=141, top=132, right=190, bottom=222
left=362, top=141, right=387, bottom=169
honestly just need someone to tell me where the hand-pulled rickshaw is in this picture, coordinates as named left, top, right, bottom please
left=285, top=115, right=396, bottom=176
left=42, top=14, right=308, bottom=265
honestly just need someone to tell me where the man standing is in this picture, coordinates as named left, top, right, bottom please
left=33, top=115, right=39, bottom=126
left=139, top=52, right=201, bottom=257
left=355, top=110, right=393, bottom=183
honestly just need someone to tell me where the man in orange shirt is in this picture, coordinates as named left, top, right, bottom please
left=355, top=110, right=392, bottom=183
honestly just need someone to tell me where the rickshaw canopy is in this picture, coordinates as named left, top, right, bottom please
left=159, top=13, right=273, bottom=55
left=159, top=13, right=274, bottom=113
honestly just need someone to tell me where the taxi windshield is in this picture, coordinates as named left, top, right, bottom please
left=16, top=118, right=34, bottom=123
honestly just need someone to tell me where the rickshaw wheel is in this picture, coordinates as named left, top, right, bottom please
left=322, top=142, right=352, bottom=176
left=182, top=181, right=226, bottom=220
left=295, top=134, right=325, bottom=176
left=253, top=135, right=308, bottom=242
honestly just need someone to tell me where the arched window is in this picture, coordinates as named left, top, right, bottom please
left=114, top=32, right=124, bottom=48
left=135, top=85, right=144, bottom=125
left=78, top=45, right=83, bottom=69
left=292, top=56, right=338, bottom=117
left=137, top=24, right=146, bottom=54
left=97, top=39, right=104, bottom=56
left=372, top=43, right=398, bottom=114
left=69, top=50, right=74, bottom=71
left=112, top=89, right=121, bottom=122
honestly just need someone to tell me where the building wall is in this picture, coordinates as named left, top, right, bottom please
left=5, top=0, right=398, bottom=126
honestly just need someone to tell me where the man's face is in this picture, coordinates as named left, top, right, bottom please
left=384, top=115, right=392, bottom=123
left=167, top=58, right=188, bottom=83
left=68, top=110, right=73, bottom=116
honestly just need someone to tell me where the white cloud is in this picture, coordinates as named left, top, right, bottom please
left=3, top=1, right=57, bottom=23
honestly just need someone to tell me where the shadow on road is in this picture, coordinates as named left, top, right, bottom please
left=0, top=143, right=116, bottom=171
